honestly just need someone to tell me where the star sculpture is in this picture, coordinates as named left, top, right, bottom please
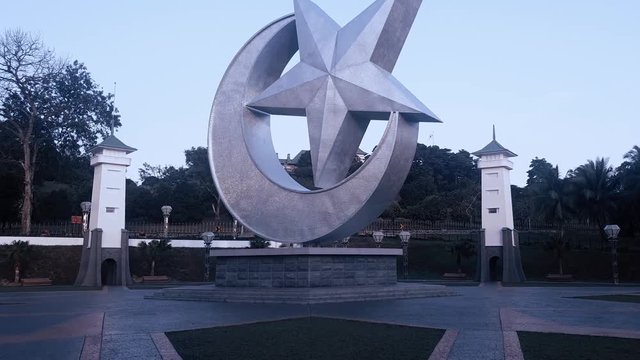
left=248, top=0, right=440, bottom=189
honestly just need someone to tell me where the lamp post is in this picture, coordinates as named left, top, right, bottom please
left=161, top=206, right=172, bottom=239
left=342, top=236, right=350, bottom=248
left=373, top=231, right=384, bottom=248
left=80, top=202, right=91, bottom=234
left=604, top=224, right=621, bottom=285
left=201, top=231, right=215, bottom=282
left=399, top=231, right=411, bottom=278
left=232, top=219, right=238, bottom=240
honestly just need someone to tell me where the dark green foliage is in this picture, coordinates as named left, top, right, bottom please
left=571, top=158, right=618, bottom=233
left=450, top=238, right=476, bottom=274
left=137, top=239, right=172, bottom=276
left=4, top=240, right=32, bottom=282
left=129, top=246, right=205, bottom=282
left=528, top=164, right=573, bottom=275
left=400, top=145, right=479, bottom=222
left=1, top=29, right=118, bottom=234
left=615, top=146, right=640, bottom=237
left=126, top=147, right=227, bottom=222
left=166, top=317, right=445, bottom=360
left=402, top=238, right=478, bottom=279
left=518, top=331, right=640, bottom=360
left=249, top=237, right=270, bottom=249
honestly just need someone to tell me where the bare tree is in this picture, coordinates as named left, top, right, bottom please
left=1, top=29, right=115, bottom=235
left=0, top=29, right=60, bottom=235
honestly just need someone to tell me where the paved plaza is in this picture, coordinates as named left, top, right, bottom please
left=1, top=284, right=639, bottom=359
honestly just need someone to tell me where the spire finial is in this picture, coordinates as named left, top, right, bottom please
left=492, top=124, right=496, bottom=141
left=110, top=82, right=117, bottom=136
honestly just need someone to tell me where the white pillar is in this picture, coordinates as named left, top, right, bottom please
left=478, top=154, right=515, bottom=246
left=88, top=137, right=136, bottom=248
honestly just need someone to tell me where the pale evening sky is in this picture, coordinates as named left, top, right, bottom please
left=1, top=0, right=638, bottom=186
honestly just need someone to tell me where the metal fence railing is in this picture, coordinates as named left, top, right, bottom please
left=1, top=219, right=602, bottom=240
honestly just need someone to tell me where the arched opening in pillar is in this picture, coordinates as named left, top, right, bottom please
left=101, top=258, right=117, bottom=285
left=489, top=256, right=502, bottom=282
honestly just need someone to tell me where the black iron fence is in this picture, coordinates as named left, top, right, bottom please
left=1, top=219, right=602, bottom=240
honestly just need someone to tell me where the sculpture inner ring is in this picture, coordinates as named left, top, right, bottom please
left=208, top=15, right=419, bottom=244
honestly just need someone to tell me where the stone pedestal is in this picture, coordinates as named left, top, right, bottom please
left=476, top=229, right=526, bottom=283
left=213, top=248, right=402, bottom=288
left=147, top=247, right=457, bottom=304
left=74, top=229, right=133, bottom=286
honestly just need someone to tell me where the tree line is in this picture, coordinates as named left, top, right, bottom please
left=1, top=29, right=638, bottom=240
left=0, top=29, right=118, bottom=234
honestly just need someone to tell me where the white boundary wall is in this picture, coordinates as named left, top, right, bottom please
left=0, top=237, right=250, bottom=248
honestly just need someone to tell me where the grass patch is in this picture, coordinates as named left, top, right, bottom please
left=503, top=281, right=640, bottom=287
left=569, top=294, right=640, bottom=303
left=166, top=317, right=444, bottom=360
left=518, top=331, right=640, bottom=360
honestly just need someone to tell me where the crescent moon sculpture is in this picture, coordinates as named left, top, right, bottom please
left=208, top=0, right=440, bottom=244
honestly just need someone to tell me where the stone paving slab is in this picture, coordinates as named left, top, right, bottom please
left=101, top=333, right=161, bottom=360
left=428, top=329, right=458, bottom=360
left=502, top=330, right=524, bottom=360
left=0, top=336, right=85, bottom=360
left=448, top=330, right=504, bottom=360
left=0, top=285, right=639, bottom=359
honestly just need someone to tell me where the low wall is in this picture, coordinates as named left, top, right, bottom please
left=214, top=248, right=402, bottom=288
left=0, top=236, right=250, bottom=248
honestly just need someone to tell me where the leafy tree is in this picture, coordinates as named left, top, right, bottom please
left=0, top=29, right=118, bottom=234
left=400, top=145, right=479, bottom=221
left=526, top=157, right=555, bottom=187
left=138, top=239, right=172, bottom=276
left=127, top=147, right=226, bottom=222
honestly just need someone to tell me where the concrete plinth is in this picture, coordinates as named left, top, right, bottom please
left=476, top=229, right=526, bottom=283
left=212, top=248, right=402, bottom=288
left=74, top=228, right=133, bottom=286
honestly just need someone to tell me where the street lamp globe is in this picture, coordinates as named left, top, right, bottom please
left=399, top=230, right=411, bottom=244
left=604, top=224, right=620, bottom=239
left=372, top=231, right=384, bottom=247
left=80, top=202, right=92, bottom=213
left=161, top=206, right=173, bottom=217
left=201, top=231, right=216, bottom=246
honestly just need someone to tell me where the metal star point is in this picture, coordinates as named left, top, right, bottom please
left=248, top=0, right=440, bottom=189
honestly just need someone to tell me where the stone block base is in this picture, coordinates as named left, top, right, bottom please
left=213, top=248, right=402, bottom=288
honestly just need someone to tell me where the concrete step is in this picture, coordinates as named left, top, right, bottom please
left=145, top=283, right=457, bottom=304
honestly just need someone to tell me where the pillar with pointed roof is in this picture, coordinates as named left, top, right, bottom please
left=75, top=133, right=136, bottom=286
left=472, top=127, right=525, bottom=283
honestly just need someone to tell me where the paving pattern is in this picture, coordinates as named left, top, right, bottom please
left=1, top=283, right=639, bottom=359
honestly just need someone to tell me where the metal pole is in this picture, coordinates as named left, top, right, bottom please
left=204, top=242, right=211, bottom=282
left=163, top=215, right=169, bottom=239
left=402, top=241, right=409, bottom=278
left=611, top=239, right=619, bottom=285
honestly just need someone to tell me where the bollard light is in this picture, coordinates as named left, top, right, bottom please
left=398, top=231, right=411, bottom=278
left=80, top=201, right=91, bottom=234
left=373, top=231, right=384, bottom=248
left=201, top=231, right=216, bottom=282
left=604, top=224, right=620, bottom=285
left=161, top=206, right=172, bottom=239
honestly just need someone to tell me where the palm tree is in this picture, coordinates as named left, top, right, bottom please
left=617, top=146, right=640, bottom=234
left=571, top=158, right=618, bottom=235
left=529, top=166, right=572, bottom=275
left=8, top=240, right=32, bottom=283
left=138, top=239, right=172, bottom=276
